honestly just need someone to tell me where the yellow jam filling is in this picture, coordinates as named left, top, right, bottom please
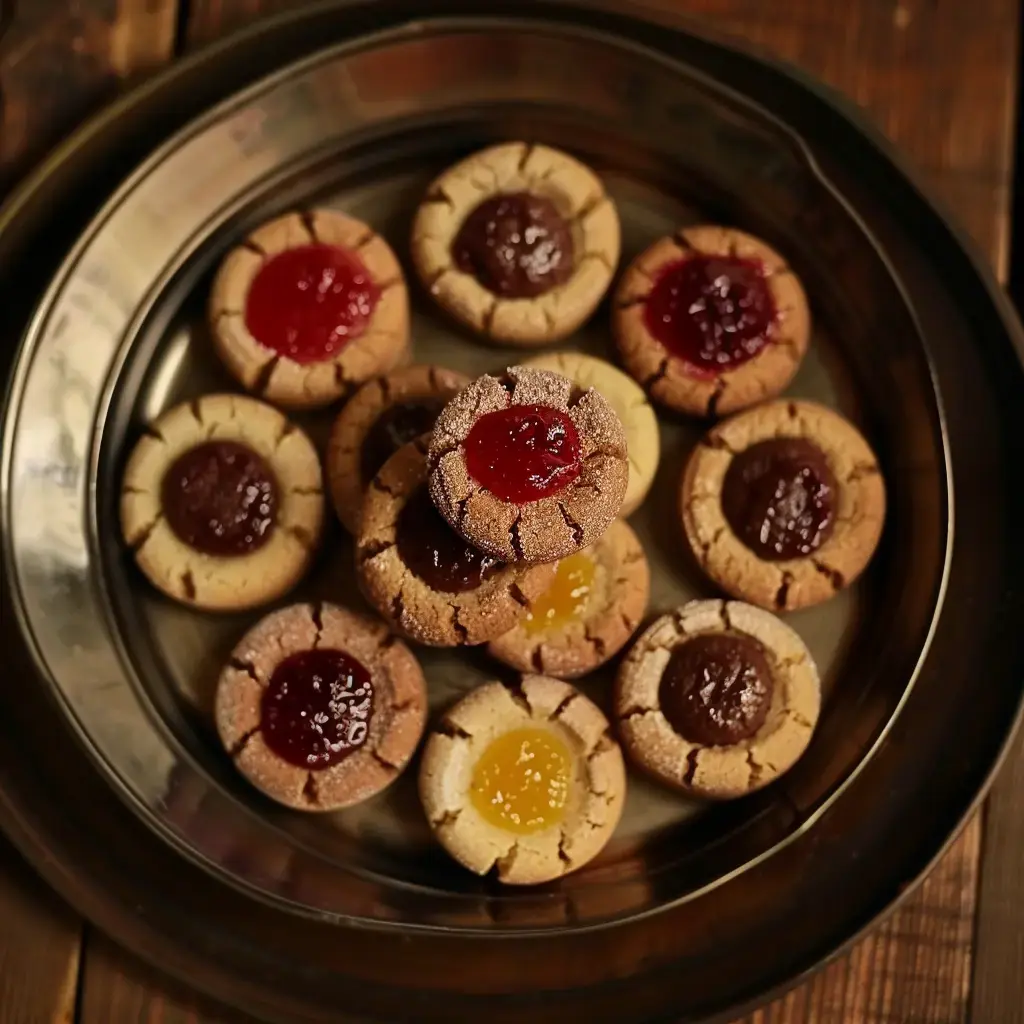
left=522, top=552, right=595, bottom=635
left=469, top=727, right=572, bottom=834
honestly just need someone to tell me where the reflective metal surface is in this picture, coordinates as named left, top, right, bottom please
left=0, top=2, right=1021, bottom=1021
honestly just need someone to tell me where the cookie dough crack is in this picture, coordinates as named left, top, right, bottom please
left=450, top=603, right=470, bottom=645
left=187, top=398, right=205, bottom=429
left=499, top=680, right=533, bottom=716
left=788, top=709, right=815, bottom=729
left=683, top=747, right=701, bottom=786
left=573, top=192, right=607, bottom=224
left=390, top=587, right=406, bottom=628
left=370, top=476, right=403, bottom=499
left=847, top=462, right=880, bottom=483
left=641, top=357, right=669, bottom=393
left=252, top=356, right=280, bottom=397
left=273, top=419, right=296, bottom=449
left=481, top=298, right=499, bottom=335
left=811, top=560, right=845, bottom=590
left=531, top=646, right=546, bottom=672
left=141, top=423, right=166, bottom=444
left=492, top=841, right=520, bottom=880
left=556, top=502, right=584, bottom=546
left=422, top=187, right=456, bottom=211
left=310, top=602, right=324, bottom=647
left=509, top=514, right=525, bottom=561
left=516, top=143, right=536, bottom=173
left=358, top=539, right=396, bottom=564
left=557, top=832, right=574, bottom=868
left=241, top=238, right=267, bottom=257
left=369, top=749, right=400, bottom=773
left=706, top=378, right=727, bottom=419
left=615, top=294, right=649, bottom=310
left=580, top=250, right=615, bottom=273
left=584, top=625, right=607, bottom=658
left=509, top=583, right=531, bottom=608
left=302, top=772, right=321, bottom=807
left=430, top=808, right=461, bottom=829
left=286, top=524, right=317, bottom=550
left=550, top=692, right=580, bottom=721
left=227, top=726, right=260, bottom=759
left=180, top=570, right=197, bottom=601
left=775, top=571, right=794, bottom=609
left=228, top=657, right=261, bottom=683
left=672, top=230, right=697, bottom=253
left=435, top=720, right=472, bottom=741
left=126, top=514, right=162, bottom=551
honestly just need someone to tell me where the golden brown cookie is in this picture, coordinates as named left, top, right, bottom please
left=613, top=226, right=810, bottom=417
left=215, top=603, right=427, bottom=811
left=326, top=364, right=470, bottom=534
left=614, top=600, right=820, bottom=799
left=356, top=437, right=557, bottom=647
left=681, top=399, right=886, bottom=611
left=120, top=394, right=323, bottom=611
left=410, top=142, right=620, bottom=347
left=487, top=520, right=650, bottom=679
left=209, top=209, right=409, bottom=409
left=523, top=352, right=659, bottom=516
left=419, top=675, right=626, bottom=884
left=427, top=365, right=629, bottom=563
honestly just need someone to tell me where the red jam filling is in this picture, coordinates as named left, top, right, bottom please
left=260, top=649, right=374, bottom=770
left=643, top=254, right=776, bottom=376
left=244, top=243, right=380, bottom=364
left=161, top=440, right=277, bottom=557
left=464, top=404, right=582, bottom=504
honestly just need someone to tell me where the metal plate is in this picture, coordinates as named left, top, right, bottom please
left=1, top=2, right=1023, bottom=1021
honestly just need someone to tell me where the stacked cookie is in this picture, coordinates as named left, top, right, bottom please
left=116, top=138, right=888, bottom=888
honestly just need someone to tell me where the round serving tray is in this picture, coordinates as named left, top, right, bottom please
left=2, top=2, right=1023, bottom=1022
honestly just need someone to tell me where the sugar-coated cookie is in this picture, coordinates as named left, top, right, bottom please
left=681, top=399, right=885, bottom=611
left=614, top=600, right=820, bottom=799
left=120, top=394, right=323, bottom=611
left=215, top=603, right=427, bottom=811
left=420, top=676, right=626, bottom=884
left=210, top=209, right=409, bottom=409
left=613, top=226, right=809, bottom=417
left=411, top=142, right=620, bottom=346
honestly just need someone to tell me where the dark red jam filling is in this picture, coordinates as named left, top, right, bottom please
left=396, top=487, right=503, bottom=593
left=244, top=243, right=380, bottom=364
left=721, top=437, right=837, bottom=561
left=161, top=440, right=277, bottom=557
left=360, top=400, right=445, bottom=484
left=463, top=404, right=582, bottom=504
left=451, top=192, right=575, bottom=298
left=260, top=649, right=374, bottom=770
left=643, top=254, right=776, bottom=376
left=659, top=634, right=773, bottom=746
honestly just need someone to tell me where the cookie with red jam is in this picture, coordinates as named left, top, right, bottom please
left=215, top=602, right=427, bottom=811
left=680, top=399, right=886, bottom=611
left=614, top=600, right=820, bottom=799
left=120, top=394, right=323, bottom=611
left=613, top=226, right=810, bottom=417
left=356, top=437, right=557, bottom=646
left=327, top=363, right=470, bottom=534
left=210, top=209, right=409, bottom=409
left=426, top=366, right=629, bottom=564
left=487, top=519, right=650, bottom=679
left=410, top=142, right=620, bottom=347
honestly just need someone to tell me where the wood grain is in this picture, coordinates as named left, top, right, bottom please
left=0, top=0, right=178, bottom=191
left=0, top=840, right=81, bottom=1024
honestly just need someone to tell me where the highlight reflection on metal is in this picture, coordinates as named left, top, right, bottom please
left=0, top=19, right=949, bottom=932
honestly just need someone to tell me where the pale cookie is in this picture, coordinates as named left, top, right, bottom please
left=613, top=226, right=810, bottom=417
left=681, top=399, right=886, bottom=611
left=523, top=352, right=659, bottom=516
left=120, top=394, right=323, bottom=611
left=614, top=600, right=820, bottom=799
left=487, top=519, right=650, bottom=679
left=210, top=209, right=409, bottom=409
left=410, top=142, right=620, bottom=346
left=327, top=363, right=470, bottom=534
left=427, top=365, right=629, bottom=563
left=356, top=437, right=557, bottom=647
left=420, top=676, right=626, bottom=884
left=215, top=603, right=427, bottom=811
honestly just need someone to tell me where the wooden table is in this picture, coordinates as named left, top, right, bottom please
left=1, top=2, right=1021, bottom=1021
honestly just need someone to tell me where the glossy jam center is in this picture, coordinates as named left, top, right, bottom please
left=244, top=243, right=380, bottom=364
left=161, top=440, right=277, bottom=557
left=464, top=404, right=582, bottom=503
left=360, top=400, right=444, bottom=484
left=470, top=727, right=572, bottom=834
left=260, top=649, right=374, bottom=770
left=396, top=486, right=503, bottom=593
left=522, top=552, right=595, bottom=635
left=452, top=192, right=575, bottom=298
left=643, top=255, right=775, bottom=376
left=721, top=437, right=837, bottom=561
left=660, top=634, right=773, bottom=746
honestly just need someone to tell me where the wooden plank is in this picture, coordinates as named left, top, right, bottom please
left=0, top=839, right=82, bottom=1024
left=0, top=0, right=178, bottom=192
left=971, top=730, right=1024, bottom=1024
